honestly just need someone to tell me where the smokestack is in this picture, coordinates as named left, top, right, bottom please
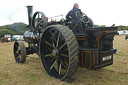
left=26, top=6, right=33, bottom=29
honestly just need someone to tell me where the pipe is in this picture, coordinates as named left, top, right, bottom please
left=26, top=6, right=33, bottom=29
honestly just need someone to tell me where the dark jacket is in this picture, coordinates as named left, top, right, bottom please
left=66, top=7, right=81, bottom=23
left=66, top=7, right=83, bottom=33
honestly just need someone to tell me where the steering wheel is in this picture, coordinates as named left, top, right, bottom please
left=32, top=11, right=48, bottom=33
left=75, top=11, right=90, bottom=24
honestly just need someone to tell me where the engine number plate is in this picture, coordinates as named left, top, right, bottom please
left=102, top=55, right=112, bottom=61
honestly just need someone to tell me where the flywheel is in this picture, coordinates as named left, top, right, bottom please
left=32, top=11, right=48, bottom=33
left=40, top=25, right=79, bottom=80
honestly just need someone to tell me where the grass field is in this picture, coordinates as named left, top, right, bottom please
left=0, top=35, right=128, bottom=85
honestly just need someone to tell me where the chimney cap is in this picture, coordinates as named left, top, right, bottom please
left=27, top=5, right=33, bottom=7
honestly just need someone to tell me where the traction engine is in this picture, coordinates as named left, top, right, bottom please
left=13, top=6, right=118, bottom=80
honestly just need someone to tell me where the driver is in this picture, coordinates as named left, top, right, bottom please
left=66, top=3, right=83, bottom=33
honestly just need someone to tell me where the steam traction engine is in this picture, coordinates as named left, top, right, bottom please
left=13, top=6, right=118, bottom=80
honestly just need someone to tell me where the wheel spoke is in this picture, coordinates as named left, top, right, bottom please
left=57, top=61, right=59, bottom=72
left=17, top=49, right=21, bottom=54
left=63, top=48, right=68, bottom=52
left=45, top=54, right=52, bottom=57
left=61, top=53, right=69, bottom=57
left=59, top=63, right=62, bottom=74
left=17, top=56, right=20, bottom=60
left=50, top=32, right=56, bottom=42
left=61, top=60, right=68, bottom=70
left=50, top=60, right=57, bottom=69
left=60, top=34, right=62, bottom=46
left=45, top=41, right=54, bottom=48
left=52, top=42, right=55, bottom=48
left=18, top=54, right=22, bottom=59
left=51, top=35, right=55, bottom=48
left=48, top=48, right=52, bottom=52
left=64, top=58, right=68, bottom=67
left=59, top=42, right=66, bottom=50
left=50, top=31, right=57, bottom=47
left=56, top=33, right=60, bottom=48
left=37, top=20, right=43, bottom=27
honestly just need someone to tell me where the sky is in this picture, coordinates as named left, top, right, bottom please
left=0, top=0, right=128, bottom=26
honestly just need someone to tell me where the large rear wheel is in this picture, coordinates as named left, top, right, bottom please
left=40, top=25, right=79, bottom=80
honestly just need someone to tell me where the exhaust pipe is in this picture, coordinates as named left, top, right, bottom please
left=26, top=6, right=33, bottom=29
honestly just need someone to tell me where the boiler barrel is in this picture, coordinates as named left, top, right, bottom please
left=24, top=31, right=38, bottom=43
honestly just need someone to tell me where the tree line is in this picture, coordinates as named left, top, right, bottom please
left=0, top=22, right=28, bottom=39
left=0, top=23, right=128, bottom=39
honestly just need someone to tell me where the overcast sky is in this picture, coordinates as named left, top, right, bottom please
left=0, top=0, right=128, bottom=26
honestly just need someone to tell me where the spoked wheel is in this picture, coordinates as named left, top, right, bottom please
left=40, top=25, right=79, bottom=80
left=32, top=11, right=48, bottom=33
left=75, top=11, right=90, bottom=24
left=14, top=41, right=26, bottom=63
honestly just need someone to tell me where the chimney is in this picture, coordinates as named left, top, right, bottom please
left=26, top=6, right=33, bottom=29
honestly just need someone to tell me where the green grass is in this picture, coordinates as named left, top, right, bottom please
left=0, top=35, right=128, bottom=85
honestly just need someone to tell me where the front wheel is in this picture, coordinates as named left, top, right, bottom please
left=40, top=25, right=79, bottom=80
left=13, top=41, right=26, bottom=63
